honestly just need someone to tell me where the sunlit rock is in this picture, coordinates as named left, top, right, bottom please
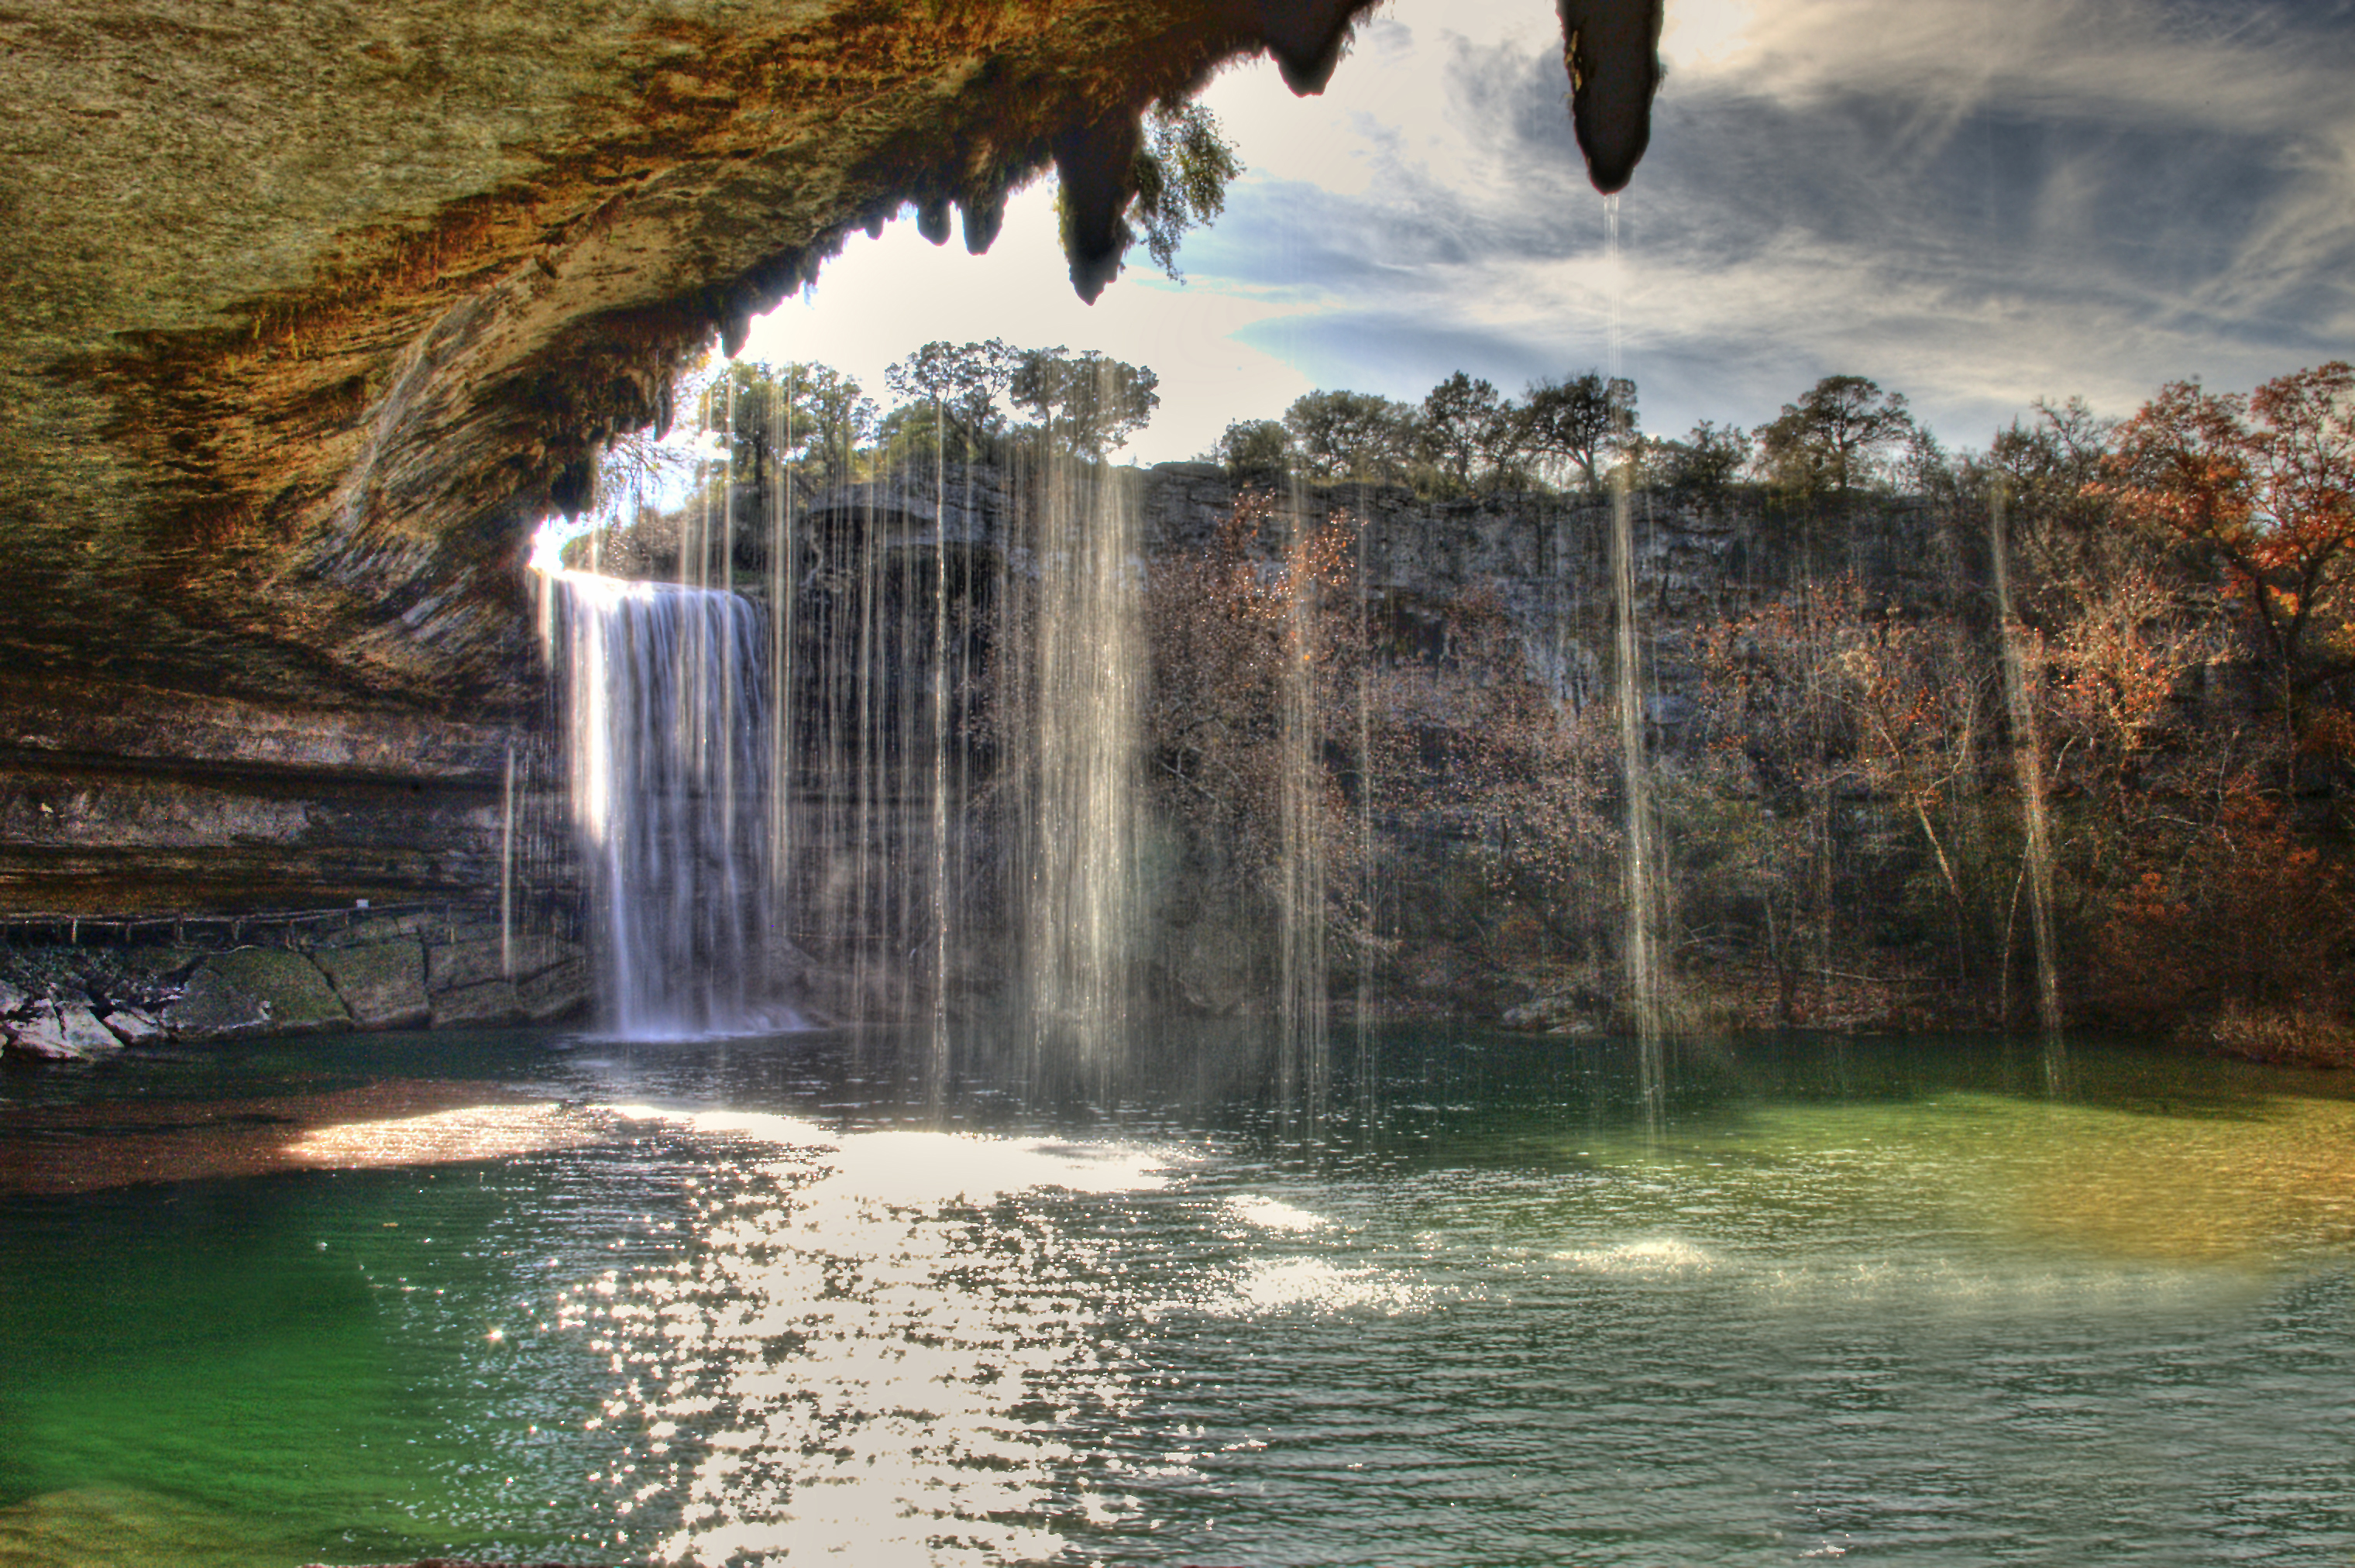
left=98, top=1005, right=166, bottom=1047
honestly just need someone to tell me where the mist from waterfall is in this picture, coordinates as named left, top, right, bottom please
left=555, top=570, right=780, bottom=1037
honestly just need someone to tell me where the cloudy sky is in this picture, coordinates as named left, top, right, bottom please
left=746, top=0, right=2355, bottom=464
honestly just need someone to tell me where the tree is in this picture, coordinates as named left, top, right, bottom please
left=1518, top=371, right=1638, bottom=492
left=1418, top=372, right=1513, bottom=493
left=1129, top=101, right=1243, bottom=281
left=883, top=339, right=1016, bottom=460
left=1006, top=347, right=1160, bottom=456
left=2096, top=361, right=2355, bottom=760
left=1283, top=389, right=1416, bottom=483
left=693, top=359, right=875, bottom=492
left=1647, top=419, right=1748, bottom=498
left=1141, top=492, right=1368, bottom=946
left=1215, top=418, right=1294, bottom=481
left=1756, top=375, right=1916, bottom=497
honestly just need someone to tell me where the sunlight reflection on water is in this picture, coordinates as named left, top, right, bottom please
left=12, top=1031, right=2349, bottom=1565
left=580, top=1106, right=1179, bottom=1565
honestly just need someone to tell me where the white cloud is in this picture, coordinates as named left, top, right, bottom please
left=741, top=184, right=1314, bottom=463
left=749, top=0, right=2353, bottom=462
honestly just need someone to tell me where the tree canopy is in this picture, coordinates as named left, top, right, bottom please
left=1284, top=390, right=1416, bottom=483
left=2098, top=360, right=2355, bottom=754
left=1418, top=373, right=1514, bottom=493
left=1757, top=375, right=1917, bottom=497
left=1006, top=347, right=1160, bottom=455
left=1518, top=372, right=1639, bottom=492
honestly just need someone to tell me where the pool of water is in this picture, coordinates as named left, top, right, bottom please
left=2, top=1026, right=2350, bottom=1566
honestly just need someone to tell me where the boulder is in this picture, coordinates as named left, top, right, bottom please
left=427, top=934, right=581, bottom=994
left=428, top=978, right=525, bottom=1029
left=57, top=1002, right=122, bottom=1054
left=162, top=949, right=351, bottom=1040
left=5, top=1002, right=119, bottom=1061
left=98, top=1006, right=166, bottom=1047
left=1501, top=989, right=1607, bottom=1034
left=311, top=941, right=431, bottom=1030
left=1173, top=924, right=1253, bottom=1016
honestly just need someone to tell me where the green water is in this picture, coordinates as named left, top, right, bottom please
left=2, top=1029, right=2350, bottom=1566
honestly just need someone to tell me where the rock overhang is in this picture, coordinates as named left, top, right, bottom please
left=0, top=0, right=1663, bottom=727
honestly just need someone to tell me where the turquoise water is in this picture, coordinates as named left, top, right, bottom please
left=2, top=1028, right=2350, bottom=1566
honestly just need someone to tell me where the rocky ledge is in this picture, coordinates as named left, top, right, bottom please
left=0, top=908, right=588, bottom=1064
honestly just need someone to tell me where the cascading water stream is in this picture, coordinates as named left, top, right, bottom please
left=554, top=570, right=780, bottom=1037
left=1988, top=483, right=2066, bottom=1088
left=1604, top=192, right=1666, bottom=1127
left=1275, top=487, right=1332, bottom=1128
left=1016, top=439, right=1144, bottom=1080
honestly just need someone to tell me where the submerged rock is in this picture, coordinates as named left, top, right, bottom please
left=1502, top=989, right=1607, bottom=1035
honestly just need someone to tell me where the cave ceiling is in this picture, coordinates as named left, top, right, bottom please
left=0, top=0, right=1660, bottom=723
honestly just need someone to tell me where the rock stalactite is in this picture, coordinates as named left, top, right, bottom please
left=0, top=0, right=1664, bottom=924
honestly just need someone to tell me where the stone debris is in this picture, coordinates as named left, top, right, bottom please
left=3, top=1000, right=122, bottom=1061
left=99, top=1006, right=165, bottom=1046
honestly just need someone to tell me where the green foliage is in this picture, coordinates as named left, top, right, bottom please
left=1646, top=419, right=1748, bottom=498
left=1215, top=418, right=1294, bottom=480
left=695, top=359, right=877, bottom=489
left=1757, top=374, right=1916, bottom=497
left=882, top=339, right=1016, bottom=461
left=1007, top=346, right=1160, bottom=455
left=1518, top=371, right=1638, bottom=491
left=1284, top=390, right=1416, bottom=483
left=1129, top=101, right=1243, bottom=281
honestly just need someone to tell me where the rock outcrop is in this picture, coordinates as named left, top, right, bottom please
left=0, top=912, right=592, bottom=1061
left=1, top=0, right=1663, bottom=929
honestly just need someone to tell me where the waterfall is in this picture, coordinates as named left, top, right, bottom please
left=1014, top=450, right=1143, bottom=1078
left=1988, top=483, right=2066, bottom=1088
left=1604, top=192, right=1665, bottom=1125
left=555, top=570, right=781, bottom=1037
left=1610, top=473, right=1664, bottom=1120
left=1276, top=490, right=1332, bottom=1126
